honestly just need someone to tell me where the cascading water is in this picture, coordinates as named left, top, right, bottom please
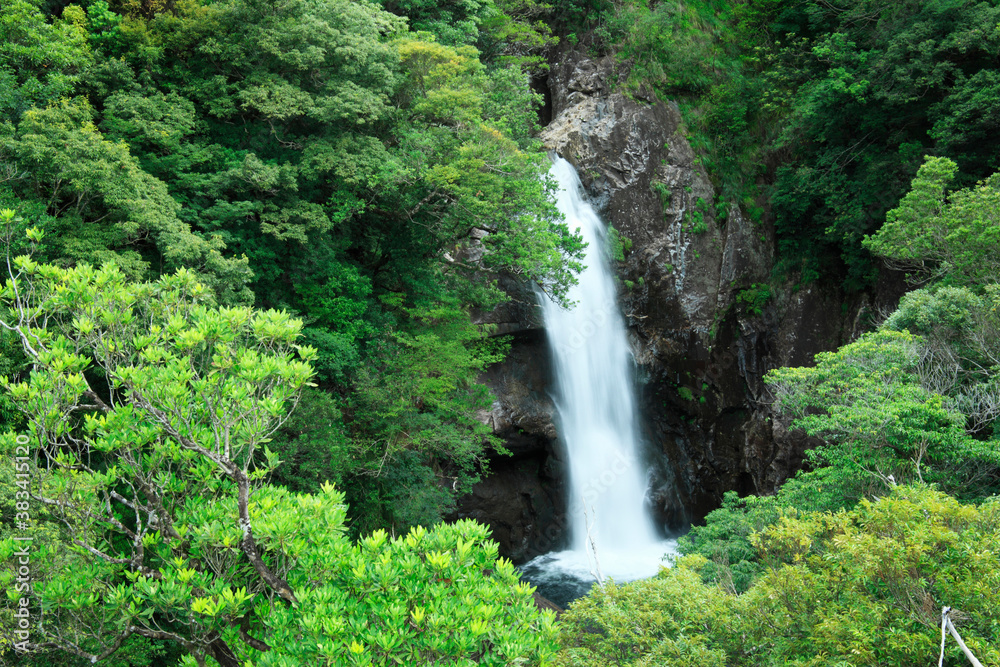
left=520, top=156, right=676, bottom=606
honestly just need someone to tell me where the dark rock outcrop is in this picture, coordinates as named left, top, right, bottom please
left=455, top=327, right=569, bottom=562
left=456, top=439, right=567, bottom=562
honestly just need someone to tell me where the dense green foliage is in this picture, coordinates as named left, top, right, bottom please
left=556, top=486, right=1000, bottom=666
left=865, top=155, right=1000, bottom=288
left=0, top=0, right=584, bottom=534
left=0, top=0, right=579, bottom=662
left=0, top=243, right=555, bottom=665
left=768, top=329, right=1000, bottom=499
left=770, top=0, right=1000, bottom=287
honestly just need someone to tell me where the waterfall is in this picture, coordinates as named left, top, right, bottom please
left=521, top=156, right=675, bottom=605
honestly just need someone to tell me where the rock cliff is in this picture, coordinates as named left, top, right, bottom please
left=456, top=47, right=904, bottom=560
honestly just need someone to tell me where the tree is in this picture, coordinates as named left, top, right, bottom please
left=862, top=157, right=1000, bottom=436
left=882, top=285, right=1000, bottom=433
left=0, top=100, right=252, bottom=303
left=0, top=209, right=313, bottom=662
left=864, top=156, right=1000, bottom=288
left=643, top=0, right=1000, bottom=288
left=765, top=329, right=1000, bottom=501
left=0, top=0, right=92, bottom=124
left=0, top=215, right=557, bottom=665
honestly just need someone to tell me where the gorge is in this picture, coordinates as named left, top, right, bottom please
left=8, top=0, right=1000, bottom=663
left=458, top=45, right=908, bottom=564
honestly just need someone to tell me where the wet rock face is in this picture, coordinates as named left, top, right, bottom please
left=477, top=330, right=557, bottom=452
left=457, top=47, right=906, bottom=559
left=539, top=47, right=801, bottom=524
left=471, top=272, right=544, bottom=336
left=456, top=447, right=569, bottom=563
left=454, top=328, right=569, bottom=560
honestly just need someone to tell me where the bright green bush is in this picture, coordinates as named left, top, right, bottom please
left=678, top=464, right=884, bottom=595
left=607, top=226, right=631, bottom=262
left=553, top=561, right=732, bottom=667
left=1, top=479, right=557, bottom=666
left=252, top=516, right=557, bottom=667
left=735, top=283, right=770, bottom=316
left=557, top=486, right=1000, bottom=666
left=0, top=245, right=555, bottom=666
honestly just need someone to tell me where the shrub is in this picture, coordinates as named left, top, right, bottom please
left=556, top=486, right=1000, bottom=666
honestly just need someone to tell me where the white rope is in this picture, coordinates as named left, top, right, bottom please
left=939, top=607, right=948, bottom=667
left=939, top=607, right=985, bottom=667
left=582, top=498, right=604, bottom=588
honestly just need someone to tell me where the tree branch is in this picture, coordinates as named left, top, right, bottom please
left=233, top=467, right=297, bottom=605
left=237, top=615, right=272, bottom=652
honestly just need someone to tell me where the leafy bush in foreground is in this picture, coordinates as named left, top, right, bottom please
left=555, top=486, right=1000, bottom=667
left=0, top=242, right=555, bottom=665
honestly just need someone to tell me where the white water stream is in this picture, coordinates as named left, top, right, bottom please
left=521, top=157, right=676, bottom=603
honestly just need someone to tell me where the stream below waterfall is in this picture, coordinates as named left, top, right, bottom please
left=519, top=156, right=677, bottom=608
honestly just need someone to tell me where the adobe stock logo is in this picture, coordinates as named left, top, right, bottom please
left=11, top=433, right=33, bottom=653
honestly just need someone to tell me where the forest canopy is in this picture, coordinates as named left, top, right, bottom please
left=0, top=0, right=584, bottom=537
left=0, top=0, right=575, bottom=662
